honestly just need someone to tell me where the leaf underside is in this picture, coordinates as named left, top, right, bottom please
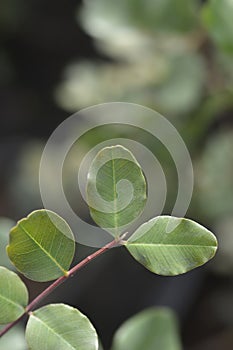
left=0, top=266, right=28, bottom=324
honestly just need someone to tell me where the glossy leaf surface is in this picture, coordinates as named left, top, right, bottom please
left=125, top=216, right=218, bottom=275
left=86, top=145, right=147, bottom=237
left=7, top=210, right=75, bottom=282
left=26, top=304, right=98, bottom=350
left=0, top=267, right=28, bottom=324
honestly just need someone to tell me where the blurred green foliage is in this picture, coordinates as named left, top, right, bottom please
left=111, top=307, right=181, bottom=350
left=55, top=0, right=233, bottom=283
left=5, top=0, right=232, bottom=278
left=202, top=0, right=233, bottom=54
left=1, top=0, right=233, bottom=348
left=197, top=130, right=233, bottom=276
left=197, top=129, right=233, bottom=222
left=0, top=218, right=15, bottom=270
left=80, top=0, right=199, bottom=35
left=55, top=0, right=233, bottom=118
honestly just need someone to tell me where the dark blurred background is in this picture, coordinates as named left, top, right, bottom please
left=0, top=0, right=233, bottom=349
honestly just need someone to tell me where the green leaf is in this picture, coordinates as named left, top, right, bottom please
left=80, top=0, right=198, bottom=41
left=0, top=325, right=27, bottom=350
left=0, top=267, right=28, bottom=324
left=152, top=53, right=206, bottom=115
left=7, top=210, right=75, bottom=282
left=197, top=129, right=233, bottom=220
left=111, top=307, right=182, bottom=350
left=86, top=145, right=147, bottom=237
left=202, top=0, right=233, bottom=54
left=25, top=304, right=98, bottom=350
left=0, top=217, right=15, bottom=269
left=56, top=53, right=205, bottom=115
left=125, top=216, right=218, bottom=276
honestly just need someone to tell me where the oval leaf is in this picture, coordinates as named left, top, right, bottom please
left=7, top=210, right=75, bottom=282
left=86, top=145, right=147, bottom=237
left=111, top=307, right=181, bottom=350
left=125, top=216, right=218, bottom=276
left=25, top=304, right=98, bottom=350
left=0, top=267, right=28, bottom=324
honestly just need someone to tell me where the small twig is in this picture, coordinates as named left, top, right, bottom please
left=0, top=236, right=124, bottom=338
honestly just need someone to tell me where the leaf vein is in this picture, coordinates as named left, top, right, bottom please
left=18, top=223, right=66, bottom=274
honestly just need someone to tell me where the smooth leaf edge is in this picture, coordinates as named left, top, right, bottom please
left=86, top=145, right=147, bottom=236
left=25, top=303, right=99, bottom=350
left=124, top=215, right=218, bottom=276
left=0, top=266, right=29, bottom=324
left=6, top=209, right=75, bottom=280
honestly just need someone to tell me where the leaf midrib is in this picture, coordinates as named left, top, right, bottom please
left=32, top=315, right=76, bottom=350
left=127, top=243, right=217, bottom=248
left=19, top=223, right=66, bottom=274
left=111, top=155, right=118, bottom=234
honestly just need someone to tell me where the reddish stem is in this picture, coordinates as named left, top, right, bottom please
left=0, top=237, right=120, bottom=338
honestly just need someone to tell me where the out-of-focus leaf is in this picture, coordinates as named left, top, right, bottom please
left=80, top=0, right=198, bottom=43
left=25, top=304, right=98, bottom=350
left=0, top=217, right=15, bottom=269
left=152, top=54, right=206, bottom=114
left=78, top=0, right=201, bottom=65
left=55, top=59, right=167, bottom=111
left=197, top=129, right=233, bottom=220
left=0, top=267, right=28, bottom=324
left=125, top=216, right=217, bottom=276
left=7, top=210, right=75, bottom=282
left=217, top=52, right=233, bottom=88
left=111, top=307, right=182, bottom=350
left=86, top=145, right=147, bottom=237
left=56, top=53, right=205, bottom=115
left=0, top=325, right=27, bottom=350
left=202, top=0, right=233, bottom=54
